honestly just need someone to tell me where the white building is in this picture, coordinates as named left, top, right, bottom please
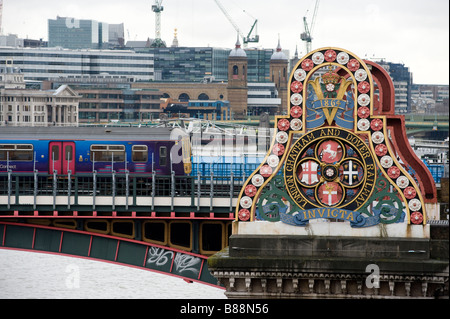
left=1, top=64, right=81, bottom=126
left=0, top=46, right=154, bottom=81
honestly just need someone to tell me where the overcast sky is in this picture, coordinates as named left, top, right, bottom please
left=2, top=0, right=449, bottom=85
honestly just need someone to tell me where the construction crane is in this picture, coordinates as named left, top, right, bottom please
left=214, top=0, right=259, bottom=46
left=300, top=0, right=320, bottom=53
left=151, top=0, right=166, bottom=47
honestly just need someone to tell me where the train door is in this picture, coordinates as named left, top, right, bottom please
left=49, top=142, right=76, bottom=174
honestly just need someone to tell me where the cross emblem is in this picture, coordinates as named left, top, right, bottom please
left=299, top=161, right=319, bottom=185
left=343, top=160, right=359, bottom=185
left=323, top=183, right=338, bottom=206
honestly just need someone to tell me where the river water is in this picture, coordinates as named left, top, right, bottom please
left=0, top=249, right=226, bottom=299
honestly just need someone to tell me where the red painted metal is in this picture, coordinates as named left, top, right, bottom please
left=59, top=232, right=64, bottom=252
left=337, top=60, right=438, bottom=204
left=2, top=224, right=5, bottom=246
left=114, top=241, right=120, bottom=261
left=198, top=259, right=205, bottom=280
left=88, top=236, right=93, bottom=257
left=48, top=141, right=76, bottom=174
left=31, top=228, right=36, bottom=249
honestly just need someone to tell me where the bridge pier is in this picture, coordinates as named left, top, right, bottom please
left=208, top=221, right=449, bottom=299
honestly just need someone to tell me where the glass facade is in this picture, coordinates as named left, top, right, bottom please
left=138, top=46, right=274, bottom=83
left=245, top=48, right=273, bottom=82
left=146, top=47, right=230, bottom=82
left=48, top=17, right=109, bottom=50
left=0, top=47, right=154, bottom=81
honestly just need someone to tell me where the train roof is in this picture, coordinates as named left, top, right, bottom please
left=0, top=126, right=186, bottom=141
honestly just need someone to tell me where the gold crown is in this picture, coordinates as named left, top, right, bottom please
left=322, top=70, right=341, bottom=85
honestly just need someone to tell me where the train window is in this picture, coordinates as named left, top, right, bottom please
left=90, top=145, right=125, bottom=162
left=159, top=146, right=167, bottom=166
left=0, top=144, right=33, bottom=161
left=51, top=145, right=59, bottom=161
left=65, top=145, right=73, bottom=161
left=132, top=145, right=148, bottom=162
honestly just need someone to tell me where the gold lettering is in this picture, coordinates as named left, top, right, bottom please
left=346, top=211, right=354, bottom=221
left=318, top=208, right=326, bottom=218
left=331, top=209, right=338, bottom=218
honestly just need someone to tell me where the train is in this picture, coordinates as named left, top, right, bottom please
left=0, top=126, right=191, bottom=176
left=0, top=126, right=266, bottom=177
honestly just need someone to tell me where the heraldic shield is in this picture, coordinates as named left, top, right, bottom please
left=236, top=47, right=428, bottom=228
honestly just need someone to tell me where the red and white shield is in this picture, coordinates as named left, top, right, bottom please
left=318, top=182, right=343, bottom=206
left=318, top=141, right=342, bottom=164
left=298, top=160, right=319, bottom=185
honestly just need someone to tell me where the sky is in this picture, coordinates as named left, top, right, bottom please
left=1, top=0, right=449, bottom=85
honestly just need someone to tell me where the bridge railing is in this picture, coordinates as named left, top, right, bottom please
left=0, top=171, right=244, bottom=213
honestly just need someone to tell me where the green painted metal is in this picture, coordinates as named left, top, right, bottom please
left=0, top=222, right=221, bottom=287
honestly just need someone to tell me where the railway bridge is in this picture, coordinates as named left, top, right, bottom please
left=0, top=165, right=254, bottom=288
left=1, top=47, right=448, bottom=298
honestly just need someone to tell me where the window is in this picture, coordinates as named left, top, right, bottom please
left=159, top=146, right=167, bottom=166
left=51, top=145, right=59, bottom=161
left=65, top=145, right=74, bottom=161
left=90, top=145, right=125, bottom=162
left=0, top=144, right=34, bottom=161
left=132, top=145, right=148, bottom=162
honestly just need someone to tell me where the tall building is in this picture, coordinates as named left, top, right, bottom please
left=374, top=60, right=412, bottom=114
left=0, top=47, right=154, bottom=81
left=269, top=39, right=289, bottom=114
left=245, top=48, right=273, bottom=83
left=48, top=16, right=109, bottom=50
left=108, top=23, right=125, bottom=47
left=143, top=46, right=230, bottom=82
left=130, top=44, right=279, bottom=83
left=227, top=37, right=248, bottom=117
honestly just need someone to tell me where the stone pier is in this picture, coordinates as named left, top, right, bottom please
left=208, top=221, right=449, bottom=299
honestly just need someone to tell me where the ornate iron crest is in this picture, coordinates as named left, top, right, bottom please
left=236, top=47, right=426, bottom=227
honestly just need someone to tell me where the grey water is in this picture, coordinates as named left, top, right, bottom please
left=0, top=249, right=226, bottom=299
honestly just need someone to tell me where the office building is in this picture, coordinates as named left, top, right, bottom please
left=0, top=47, right=154, bottom=81
left=131, top=44, right=283, bottom=83
left=48, top=16, right=109, bottom=50
left=47, top=75, right=162, bottom=123
left=411, top=84, right=449, bottom=114
left=375, top=60, right=412, bottom=114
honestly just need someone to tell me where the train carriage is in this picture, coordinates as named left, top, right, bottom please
left=0, top=126, right=190, bottom=176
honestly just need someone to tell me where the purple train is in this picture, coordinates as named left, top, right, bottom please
left=0, top=126, right=192, bottom=176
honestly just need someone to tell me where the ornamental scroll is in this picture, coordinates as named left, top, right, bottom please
left=236, top=47, right=426, bottom=227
